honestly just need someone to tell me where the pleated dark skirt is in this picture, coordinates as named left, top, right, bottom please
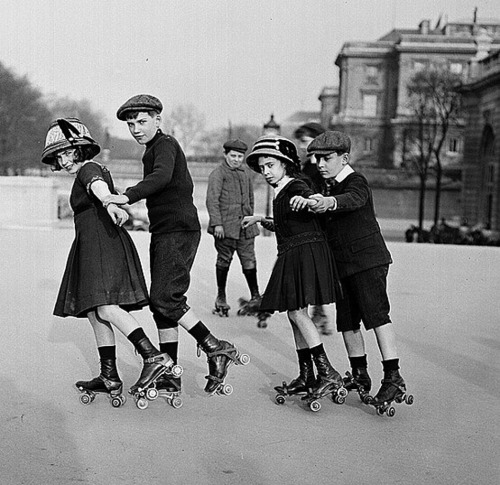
left=260, top=239, right=337, bottom=313
left=54, top=207, right=149, bottom=318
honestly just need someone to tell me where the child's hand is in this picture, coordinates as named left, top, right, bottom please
left=107, top=205, right=129, bottom=226
left=104, top=194, right=129, bottom=206
left=308, top=194, right=333, bottom=213
left=242, top=215, right=262, bottom=228
left=290, top=195, right=318, bottom=212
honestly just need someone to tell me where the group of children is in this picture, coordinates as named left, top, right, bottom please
left=42, top=94, right=409, bottom=412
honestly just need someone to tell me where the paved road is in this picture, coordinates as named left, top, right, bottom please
left=0, top=227, right=498, bottom=484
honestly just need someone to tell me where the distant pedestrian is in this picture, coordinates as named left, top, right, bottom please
left=242, top=135, right=345, bottom=402
left=206, top=139, right=261, bottom=317
left=106, top=95, right=248, bottom=395
left=42, top=118, right=175, bottom=406
left=305, top=130, right=410, bottom=411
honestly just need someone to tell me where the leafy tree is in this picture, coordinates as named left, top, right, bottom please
left=164, top=103, right=206, bottom=153
left=405, top=67, right=463, bottom=234
left=0, top=62, right=52, bottom=174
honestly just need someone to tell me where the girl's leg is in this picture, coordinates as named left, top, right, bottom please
left=287, top=308, right=322, bottom=348
left=95, top=305, right=175, bottom=392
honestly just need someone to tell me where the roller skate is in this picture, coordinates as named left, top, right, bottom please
left=275, top=355, right=316, bottom=406
left=198, top=334, right=250, bottom=396
left=303, top=351, right=347, bottom=412
left=212, top=293, right=230, bottom=317
left=343, top=367, right=372, bottom=404
left=129, top=338, right=183, bottom=410
left=367, top=369, right=414, bottom=417
left=75, top=359, right=126, bottom=408
left=151, top=373, right=183, bottom=409
left=237, top=295, right=271, bottom=328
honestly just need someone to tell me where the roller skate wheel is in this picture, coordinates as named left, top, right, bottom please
left=257, top=319, right=268, bottom=328
left=362, top=394, right=373, bottom=405
left=221, top=383, right=233, bottom=396
left=238, top=353, right=250, bottom=365
left=337, top=387, right=348, bottom=399
left=136, top=398, right=149, bottom=410
left=387, top=406, right=396, bottom=417
left=309, top=400, right=321, bottom=412
left=171, top=397, right=183, bottom=409
left=111, top=396, right=123, bottom=408
left=146, top=387, right=159, bottom=401
left=79, top=393, right=92, bottom=405
left=334, top=395, right=346, bottom=405
left=171, top=364, right=183, bottom=378
left=406, top=394, right=414, bottom=405
left=275, top=394, right=286, bottom=405
left=376, top=406, right=385, bottom=416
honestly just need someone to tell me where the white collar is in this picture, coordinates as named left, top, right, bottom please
left=335, top=164, right=354, bottom=183
left=273, top=175, right=293, bottom=197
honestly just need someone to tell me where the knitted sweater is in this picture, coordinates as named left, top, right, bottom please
left=124, top=130, right=200, bottom=234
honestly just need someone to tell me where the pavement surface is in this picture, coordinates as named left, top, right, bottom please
left=0, top=227, right=498, bottom=485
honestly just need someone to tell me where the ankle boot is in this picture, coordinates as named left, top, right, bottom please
left=344, top=366, right=372, bottom=393
left=130, top=338, right=173, bottom=393
left=373, top=369, right=406, bottom=404
left=287, top=355, right=316, bottom=394
left=243, top=268, right=260, bottom=302
left=310, top=351, right=343, bottom=398
left=76, top=358, right=123, bottom=395
left=198, top=333, right=237, bottom=394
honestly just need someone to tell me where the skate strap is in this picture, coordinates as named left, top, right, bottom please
left=380, top=379, right=406, bottom=393
left=205, top=375, right=223, bottom=384
left=144, top=354, right=172, bottom=367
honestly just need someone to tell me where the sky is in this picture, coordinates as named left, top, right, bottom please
left=0, top=0, right=498, bottom=138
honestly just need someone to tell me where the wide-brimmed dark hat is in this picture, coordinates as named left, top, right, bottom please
left=307, top=131, right=351, bottom=156
left=246, top=135, right=300, bottom=173
left=41, top=118, right=100, bottom=166
left=116, top=94, right=163, bottom=120
left=223, top=139, right=248, bottom=154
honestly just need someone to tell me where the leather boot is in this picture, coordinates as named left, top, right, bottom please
left=198, top=333, right=237, bottom=393
left=372, top=369, right=406, bottom=404
left=75, top=358, right=123, bottom=395
left=130, top=338, right=173, bottom=393
left=344, top=366, right=372, bottom=393
left=287, top=355, right=316, bottom=394
left=243, top=268, right=260, bottom=303
left=310, top=350, right=343, bottom=398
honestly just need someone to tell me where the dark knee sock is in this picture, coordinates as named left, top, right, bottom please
left=160, top=342, right=179, bottom=364
left=97, top=345, right=116, bottom=360
left=349, top=355, right=368, bottom=369
left=127, top=328, right=147, bottom=347
left=382, top=359, right=400, bottom=372
left=188, top=321, right=211, bottom=343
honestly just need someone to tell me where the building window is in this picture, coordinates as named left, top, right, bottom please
left=450, top=63, right=463, bottom=74
left=362, top=94, right=378, bottom=117
left=447, top=137, right=463, bottom=154
left=364, top=137, right=375, bottom=152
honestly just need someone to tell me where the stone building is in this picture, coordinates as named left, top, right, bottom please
left=460, top=48, right=500, bottom=230
left=328, top=15, right=500, bottom=168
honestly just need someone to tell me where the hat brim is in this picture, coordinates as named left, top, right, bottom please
left=41, top=140, right=100, bottom=165
left=306, top=149, right=337, bottom=157
left=246, top=148, right=294, bottom=172
left=117, top=106, right=161, bottom=121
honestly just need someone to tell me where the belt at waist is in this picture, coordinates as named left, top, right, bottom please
left=277, top=231, right=326, bottom=256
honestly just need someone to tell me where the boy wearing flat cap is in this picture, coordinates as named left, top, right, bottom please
left=206, top=139, right=261, bottom=317
left=304, top=130, right=410, bottom=411
left=107, top=94, right=248, bottom=396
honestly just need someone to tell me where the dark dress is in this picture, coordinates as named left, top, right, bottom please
left=260, top=178, right=338, bottom=313
left=54, top=161, right=149, bottom=318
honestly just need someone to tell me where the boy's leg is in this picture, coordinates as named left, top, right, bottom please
left=237, top=237, right=260, bottom=301
left=214, top=238, right=235, bottom=312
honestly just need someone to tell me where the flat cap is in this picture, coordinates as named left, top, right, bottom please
left=116, top=94, right=163, bottom=120
left=307, top=130, right=351, bottom=156
left=223, top=139, right=248, bottom=154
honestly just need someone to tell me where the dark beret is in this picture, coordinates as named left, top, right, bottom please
left=223, top=139, right=248, bottom=154
left=307, top=131, right=351, bottom=156
left=116, top=94, right=163, bottom=120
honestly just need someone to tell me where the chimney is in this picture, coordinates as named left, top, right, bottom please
left=419, top=19, right=430, bottom=35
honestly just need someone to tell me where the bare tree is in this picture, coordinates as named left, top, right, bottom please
left=164, top=103, right=206, bottom=153
left=0, top=62, right=52, bottom=174
left=405, top=67, right=463, bottom=235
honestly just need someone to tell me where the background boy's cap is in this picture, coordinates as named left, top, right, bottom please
left=307, top=131, right=351, bottom=156
left=116, top=94, right=163, bottom=120
left=294, top=122, right=325, bottom=139
left=223, top=139, right=248, bottom=154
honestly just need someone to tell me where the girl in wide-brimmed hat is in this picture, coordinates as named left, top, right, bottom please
left=243, top=135, right=346, bottom=409
left=43, top=118, right=181, bottom=409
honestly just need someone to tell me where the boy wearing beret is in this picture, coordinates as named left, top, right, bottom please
left=107, top=94, right=248, bottom=395
left=206, top=139, right=261, bottom=317
left=305, top=130, right=410, bottom=410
